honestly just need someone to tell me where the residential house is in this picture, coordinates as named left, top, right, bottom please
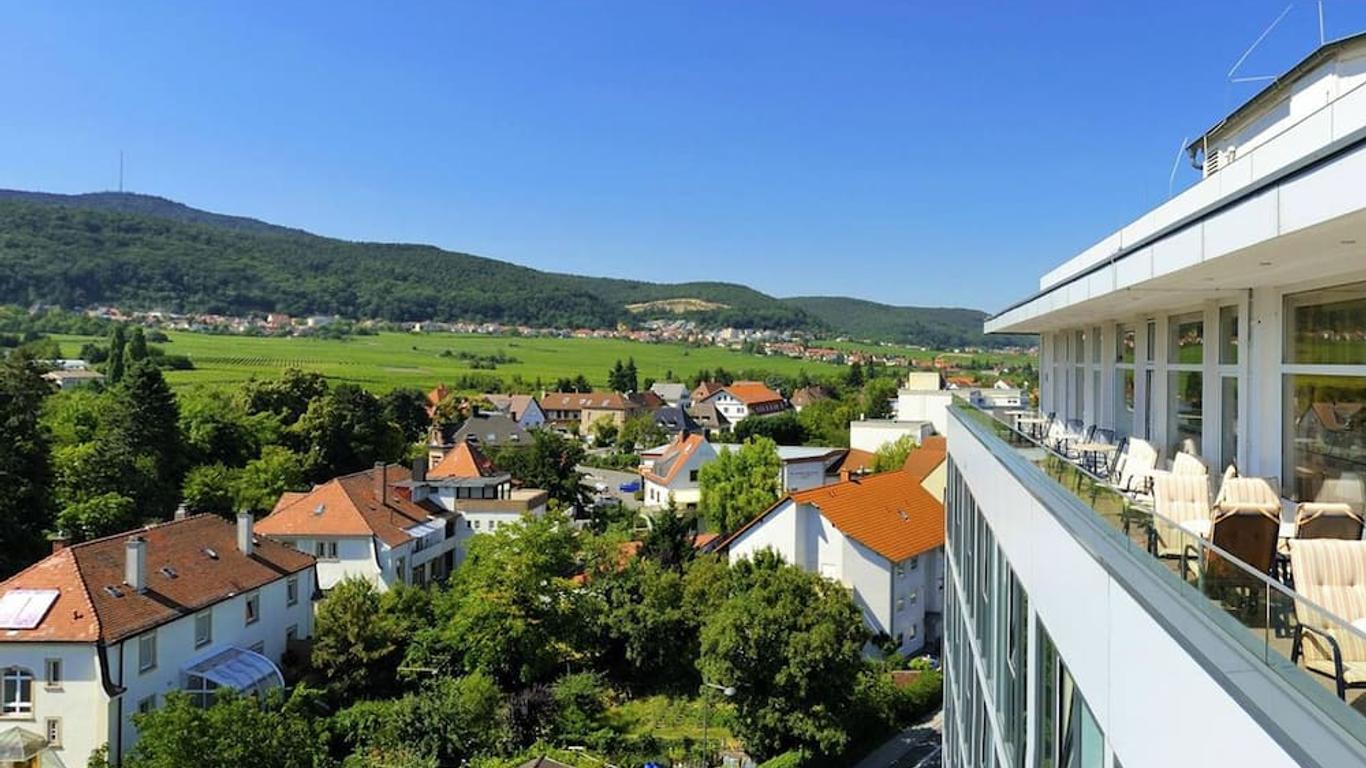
left=965, top=386, right=1026, bottom=410
left=483, top=394, right=546, bottom=430
left=425, top=384, right=450, bottom=419
left=690, top=381, right=725, bottom=404
left=649, top=381, right=691, bottom=407
left=698, top=381, right=789, bottom=423
left=652, top=406, right=699, bottom=438
left=849, top=418, right=934, bottom=454
left=789, top=385, right=832, bottom=412
left=720, top=465, right=945, bottom=656
left=448, top=412, right=530, bottom=451
left=640, top=434, right=717, bottom=510
left=687, top=401, right=731, bottom=436
left=413, top=442, right=549, bottom=541
left=539, top=392, right=590, bottom=430
left=569, top=392, right=643, bottom=432
left=0, top=514, right=317, bottom=767
left=42, top=369, right=105, bottom=390
left=255, top=463, right=458, bottom=591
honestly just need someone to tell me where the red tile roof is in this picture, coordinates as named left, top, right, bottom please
left=717, top=381, right=785, bottom=406
left=256, top=464, right=437, bottom=547
left=430, top=441, right=497, bottom=479
left=0, top=515, right=314, bottom=643
left=641, top=433, right=708, bottom=485
left=902, top=436, right=948, bottom=482
left=691, top=381, right=725, bottom=402
left=720, top=468, right=944, bottom=563
left=540, top=392, right=637, bottom=411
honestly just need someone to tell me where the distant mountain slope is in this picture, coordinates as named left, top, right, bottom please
left=0, top=189, right=307, bottom=236
left=0, top=190, right=1024, bottom=346
left=783, top=296, right=1032, bottom=349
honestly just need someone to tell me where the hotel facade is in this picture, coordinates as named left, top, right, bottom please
left=944, top=34, right=1366, bottom=767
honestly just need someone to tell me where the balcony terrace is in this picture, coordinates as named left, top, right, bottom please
left=949, top=402, right=1366, bottom=759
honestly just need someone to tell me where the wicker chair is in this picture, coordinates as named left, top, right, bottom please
left=1289, top=539, right=1366, bottom=699
left=1295, top=503, right=1365, bottom=541
left=1153, top=473, right=1212, bottom=558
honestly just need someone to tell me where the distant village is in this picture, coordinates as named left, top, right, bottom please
left=77, top=304, right=1036, bottom=370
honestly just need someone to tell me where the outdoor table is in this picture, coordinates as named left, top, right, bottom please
left=1072, top=442, right=1117, bottom=476
left=1016, top=416, right=1048, bottom=441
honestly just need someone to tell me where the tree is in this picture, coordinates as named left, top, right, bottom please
left=844, top=361, right=864, bottom=388
left=796, top=397, right=857, bottom=448
left=333, top=672, right=506, bottom=766
left=311, top=577, right=406, bottom=702
left=858, top=377, right=899, bottom=420
left=870, top=434, right=917, bottom=473
left=410, top=513, right=581, bottom=687
left=237, top=368, right=329, bottom=426
left=699, top=552, right=869, bottom=760
left=117, top=687, right=330, bottom=768
left=0, top=357, right=55, bottom=576
left=291, top=383, right=406, bottom=480
left=105, top=361, right=184, bottom=518
left=125, top=325, right=149, bottom=366
left=232, top=445, right=308, bottom=514
left=589, top=414, right=618, bottom=448
left=590, top=557, right=701, bottom=690
left=181, top=464, right=239, bottom=517
left=382, top=387, right=432, bottom=443
left=180, top=393, right=275, bottom=469
left=733, top=411, right=807, bottom=445
left=640, top=498, right=696, bottom=571
left=491, top=429, right=588, bottom=508
left=572, top=373, right=592, bottom=393
left=106, top=324, right=126, bottom=384
left=624, top=357, right=639, bottom=393
left=698, top=437, right=781, bottom=534
left=608, top=359, right=626, bottom=392
left=618, top=412, right=668, bottom=452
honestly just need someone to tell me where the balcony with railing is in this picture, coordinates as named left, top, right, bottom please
left=949, top=401, right=1366, bottom=754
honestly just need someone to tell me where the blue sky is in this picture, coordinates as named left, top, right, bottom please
left=4, top=2, right=1365, bottom=312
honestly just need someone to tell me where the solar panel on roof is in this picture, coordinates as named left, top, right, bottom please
left=0, top=589, right=60, bottom=629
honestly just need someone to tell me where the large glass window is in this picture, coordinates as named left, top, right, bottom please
left=1168, top=371, right=1203, bottom=457
left=1037, top=622, right=1105, bottom=768
left=1114, top=370, right=1135, bottom=438
left=1219, top=305, right=1239, bottom=365
left=2, top=667, right=34, bottom=715
left=1168, top=313, right=1204, bottom=364
left=1285, top=281, right=1366, bottom=364
left=1284, top=374, right=1366, bottom=506
left=1221, top=377, right=1239, bottom=471
left=1116, top=325, right=1135, bottom=364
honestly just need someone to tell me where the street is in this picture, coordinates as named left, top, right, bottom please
left=577, top=464, right=644, bottom=510
left=853, top=710, right=943, bottom=768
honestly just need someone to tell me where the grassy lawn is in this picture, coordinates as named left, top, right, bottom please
left=815, top=338, right=1034, bottom=368
left=48, top=331, right=848, bottom=393
left=602, top=694, right=737, bottom=746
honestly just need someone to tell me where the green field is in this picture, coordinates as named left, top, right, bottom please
left=50, top=331, right=848, bottom=393
left=816, top=338, right=1035, bottom=369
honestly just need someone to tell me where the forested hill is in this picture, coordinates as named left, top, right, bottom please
left=783, top=296, right=1034, bottom=349
left=0, top=191, right=1026, bottom=346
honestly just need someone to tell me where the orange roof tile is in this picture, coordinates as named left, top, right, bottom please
left=540, top=392, right=637, bottom=412
left=641, top=433, right=709, bottom=485
left=721, top=468, right=944, bottom=563
left=256, top=464, right=437, bottom=547
left=902, top=437, right=948, bottom=482
left=837, top=448, right=878, bottom=475
left=0, top=515, right=314, bottom=643
left=718, top=381, right=785, bottom=406
left=430, top=441, right=497, bottom=479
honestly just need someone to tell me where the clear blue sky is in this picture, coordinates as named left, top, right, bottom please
left=4, top=2, right=1365, bottom=312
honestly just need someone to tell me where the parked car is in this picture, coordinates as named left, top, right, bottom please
left=618, top=480, right=641, bottom=493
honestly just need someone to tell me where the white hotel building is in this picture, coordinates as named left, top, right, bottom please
left=944, top=34, right=1366, bottom=768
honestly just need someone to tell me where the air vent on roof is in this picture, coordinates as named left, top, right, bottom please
left=104, top=585, right=124, bottom=598
left=203, top=547, right=219, bottom=560
left=898, top=509, right=909, bottom=521
left=313, top=503, right=325, bottom=516
left=159, top=566, right=178, bottom=579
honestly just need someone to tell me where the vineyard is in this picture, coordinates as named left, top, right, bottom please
left=48, top=331, right=851, bottom=394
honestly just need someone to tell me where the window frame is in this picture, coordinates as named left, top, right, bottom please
left=286, top=576, right=299, bottom=607
left=244, top=592, right=260, bottom=626
left=43, top=658, right=61, bottom=688
left=1, top=666, right=34, bottom=716
left=138, top=631, right=157, bottom=673
left=194, top=609, right=213, bottom=649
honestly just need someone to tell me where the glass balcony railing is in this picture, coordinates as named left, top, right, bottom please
left=950, top=402, right=1366, bottom=743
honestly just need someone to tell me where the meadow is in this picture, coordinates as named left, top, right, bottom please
left=819, top=338, right=1035, bottom=369
left=50, top=331, right=848, bottom=393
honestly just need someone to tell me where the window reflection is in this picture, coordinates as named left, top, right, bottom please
left=1285, top=281, right=1366, bottom=365
left=1169, top=371, right=1203, bottom=457
left=1285, top=374, right=1366, bottom=510
left=1117, top=325, right=1135, bottom=364
left=1219, top=305, right=1239, bottom=365
left=1169, top=314, right=1204, bottom=365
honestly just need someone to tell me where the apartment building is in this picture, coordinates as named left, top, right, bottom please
left=943, top=34, right=1366, bottom=768
left=0, top=514, right=317, bottom=767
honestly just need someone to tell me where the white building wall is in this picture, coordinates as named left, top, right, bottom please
left=283, top=536, right=378, bottom=591
left=895, top=390, right=954, bottom=434
left=106, top=568, right=315, bottom=764
left=726, top=500, right=799, bottom=564
left=780, top=459, right=826, bottom=492
left=0, top=643, right=106, bottom=765
left=849, top=420, right=933, bottom=453
left=949, top=416, right=1300, bottom=768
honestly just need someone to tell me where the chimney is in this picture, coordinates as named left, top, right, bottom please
left=839, top=468, right=852, bottom=483
left=412, top=456, right=428, bottom=483
left=374, top=462, right=388, bottom=504
left=174, top=503, right=188, bottom=521
left=49, top=532, right=71, bottom=554
left=125, top=536, right=147, bottom=592
left=236, top=512, right=254, bottom=556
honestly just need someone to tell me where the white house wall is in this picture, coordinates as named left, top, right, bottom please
left=1, top=643, right=106, bottom=765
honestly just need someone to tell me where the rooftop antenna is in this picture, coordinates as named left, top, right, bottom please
left=1227, top=3, right=1295, bottom=84
left=118, top=150, right=125, bottom=193
left=1318, top=0, right=1326, bottom=46
left=1168, top=135, right=1190, bottom=198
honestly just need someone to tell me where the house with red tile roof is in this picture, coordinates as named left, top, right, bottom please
left=697, top=380, right=789, bottom=423
left=539, top=392, right=643, bottom=433
left=639, top=433, right=717, bottom=510
left=718, top=463, right=946, bottom=656
left=0, top=513, right=317, bottom=767
left=257, top=455, right=547, bottom=592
